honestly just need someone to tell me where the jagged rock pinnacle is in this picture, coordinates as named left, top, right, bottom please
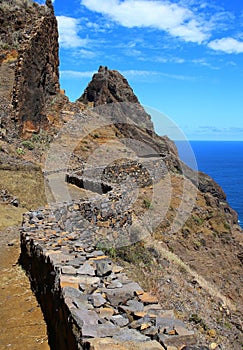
left=46, top=0, right=53, bottom=10
left=77, top=66, right=155, bottom=131
left=78, top=66, right=139, bottom=106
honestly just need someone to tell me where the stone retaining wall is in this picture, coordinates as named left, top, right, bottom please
left=101, top=159, right=167, bottom=188
left=67, top=158, right=167, bottom=190
left=20, top=158, right=208, bottom=350
left=20, top=209, right=197, bottom=350
left=19, top=191, right=204, bottom=350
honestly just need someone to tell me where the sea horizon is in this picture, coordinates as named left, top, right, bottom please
left=176, top=140, right=243, bottom=229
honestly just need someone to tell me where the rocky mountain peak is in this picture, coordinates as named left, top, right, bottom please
left=78, top=66, right=139, bottom=106
left=77, top=66, right=155, bottom=132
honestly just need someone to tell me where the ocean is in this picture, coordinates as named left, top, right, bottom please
left=176, top=141, right=243, bottom=228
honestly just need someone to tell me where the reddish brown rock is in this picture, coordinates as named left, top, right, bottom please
left=138, top=292, right=158, bottom=304
left=84, top=338, right=165, bottom=350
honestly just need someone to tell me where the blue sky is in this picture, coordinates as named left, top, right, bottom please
left=38, top=0, right=243, bottom=140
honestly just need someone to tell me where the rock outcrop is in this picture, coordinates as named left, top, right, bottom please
left=79, top=66, right=140, bottom=106
left=0, top=0, right=60, bottom=137
left=78, top=66, right=154, bottom=132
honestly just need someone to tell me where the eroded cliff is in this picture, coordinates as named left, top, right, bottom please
left=0, top=0, right=60, bottom=137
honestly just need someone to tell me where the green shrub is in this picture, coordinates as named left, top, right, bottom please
left=16, top=147, right=25, bottom=155
left=143, top=198, right=153, bottom=209
left=22, top=140, right=34, bottom=150
left=189, top=313, right=202, bottom=324
left=192, top=215, right=203, bottom=225
left=116, top=242, right=152, bottom=265
left=31, top=129, right=52, bottom=145
left=0, top=41, right=11, bottom=50
left=96, top=241, right=152, bottom=266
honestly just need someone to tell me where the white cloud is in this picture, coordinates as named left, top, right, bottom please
left=124, top=48, right=143, bottom=57
left=86, top=22, right=101, bottom=30
left=61, top=69, right=157, bottom=80
left=60, top=70, right=96, bottom=79
left=172, top=57, right=185, bottom=64
left=122, top=70, right=160, bottom=77
left=156, top=56, right=185, bottom=64
left=160, top=72, right=195, bottom=81
left=197, top=126, right=243, bottom=135
left=192, top=58, right=220, bottom=70
left=122, top=70, right=194, bottom=81
left=78, top=49, right=98, bottom=59
left=208, top=37, right=243, bottom=54
left=81, top=0, right=209, bottom=43
left=57, top=16, right=88, bottom=48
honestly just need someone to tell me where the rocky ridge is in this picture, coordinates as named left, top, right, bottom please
left=0, top=0, right=61, bottom=138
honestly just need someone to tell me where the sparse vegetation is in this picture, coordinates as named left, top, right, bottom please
left=16, top=147, right=25, bottom=155
left=95, top=242, right=117, bottom=259
left=0, top=41, right=11, bottom=50
left=224, top=321, right=232, bottom=329
left=189, top=313, right=202, bottom=324
left=192, top=215, right=204, bottom=225
left=96, top=241, right=153, bottom=266
left=31, top=129, right=52, bottom=145
left=193, top=240, right=202, bottom=250
left=143, top=198, right=152, bottom=209
left=92, top=133, right=100, bottom=139
left=21, top=140, right=34, bottom=150
left=0, top=167, right=47, bottom=210
left=80, top=145, right=89, bottom=152
left=16, top=130, right=53, bottom=154
left=189, top=313, right=209, bottom=331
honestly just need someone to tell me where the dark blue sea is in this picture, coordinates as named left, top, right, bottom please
left=176, top=141, right=243, bottom=228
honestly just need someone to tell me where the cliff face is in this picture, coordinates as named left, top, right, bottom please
left=0, top=0, right=59, bottom=137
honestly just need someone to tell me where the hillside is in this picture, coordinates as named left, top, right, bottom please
left=0, top=1, right=242, bottom=349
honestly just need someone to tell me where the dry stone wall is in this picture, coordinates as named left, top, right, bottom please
left=67, top=158, right=168, bottom=191
left=19, top=149, right=211, bottom=349
left=20, top=199, right=199, bottom=350
left=20, top=181, right=209, bottom=350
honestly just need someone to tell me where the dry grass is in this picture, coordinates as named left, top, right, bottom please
left=153, top=241, right=236, bottom=312
left=0, top=203, right=26, bottom=230
left=0, top=166, right=47, bottom=230
left=0, top=168, right=47, bottom=210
